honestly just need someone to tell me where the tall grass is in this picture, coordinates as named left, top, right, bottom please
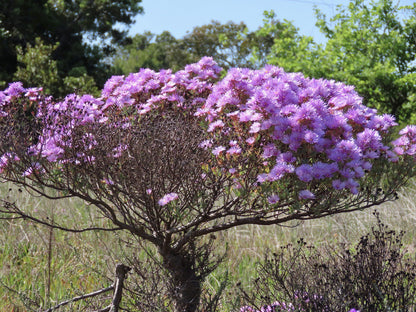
left=0, top=185, right=116, bottom=311
left=1, top=180, right=415, bottom=311
left=212, top=180, right=416, bottom=310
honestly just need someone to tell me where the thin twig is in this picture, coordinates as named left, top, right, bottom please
left=46, top=211, right=54, bottom=309
left=43, top=285, right=114, bottom=312
left=0, top=280, right=40, bottom=311
left=0, top=201, right=122, bottom=233
left=95, top=306, right=111, bottom=312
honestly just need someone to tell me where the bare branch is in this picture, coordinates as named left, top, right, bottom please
left=43, top=285, right=114, bottom=312
left=0, top=201, right=123, bottom=233
left=43, top=264, right=131, bottom=312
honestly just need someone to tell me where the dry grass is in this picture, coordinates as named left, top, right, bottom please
left=211, top=180, right=416, bottom=309
left=1, top=180, right=415, bottom=311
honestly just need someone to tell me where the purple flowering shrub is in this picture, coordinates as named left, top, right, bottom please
left=1, top=57, right=415, bottom=207
left=197, top=65, right=409, bottom=204
left=1, top=57, right=416, bottom=312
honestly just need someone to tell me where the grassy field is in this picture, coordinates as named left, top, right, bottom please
left=1, top=180, right=416, bottom=311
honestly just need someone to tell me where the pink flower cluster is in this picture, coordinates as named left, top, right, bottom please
left=196, top=65, right=400, bottom=198
left=158, top=193, right=179, bottom=206
left=392, top=125, right=416, bottom=157
left=1, top=57, right=415, bottom=205
left=101, top=56, right=221, bottom=114
left=1, top=57, right=221, bottom=165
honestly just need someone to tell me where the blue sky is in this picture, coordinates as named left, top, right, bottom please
left=129, top=0, right=414, bottom=44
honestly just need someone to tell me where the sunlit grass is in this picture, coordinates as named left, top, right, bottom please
left=1, top=180, right=415, bottom=311
left=210, top=180, right=416, bottom=310
left=0, top=184, right=116, bottom=311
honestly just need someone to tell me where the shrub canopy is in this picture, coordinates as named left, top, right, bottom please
left=1, top=57, right=416, bottom=312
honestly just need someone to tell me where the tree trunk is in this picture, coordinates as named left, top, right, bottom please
left=161, top=250, right=202, bottom=312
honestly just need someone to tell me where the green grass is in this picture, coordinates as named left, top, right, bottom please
left=0, top=185, right=115, bottom=311
left=1, top=181, right=416, bottom=311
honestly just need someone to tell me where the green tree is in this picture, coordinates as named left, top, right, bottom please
left=182, top=20, right=253, bottom=69
left=250, top=10, right=321, bottom=70
left=13, top=38, right=100, bottom=96
left=315, top=0, right=416, bottom=123
left=112, top=31, right=192, bottom=73
left=112, top=19, right=287, bottom=74
left=13, top=38, right=61, bottom=96
left=256, top=1, right=416, bottom=123
left=0, top=0, right=143, bottom=95
left=112, top=21, right=255, bottom=74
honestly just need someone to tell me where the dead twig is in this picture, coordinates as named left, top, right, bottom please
left=43, top=263, right=130, bottom=312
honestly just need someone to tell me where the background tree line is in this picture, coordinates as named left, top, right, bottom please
left=1, top=0, right=416, bottom=122
left=0, top=0, right=144, bottom=96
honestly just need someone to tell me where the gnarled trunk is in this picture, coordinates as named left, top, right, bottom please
left=161, top=250, right=202, bottom=312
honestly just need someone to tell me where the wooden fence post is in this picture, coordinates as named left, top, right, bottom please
left=108, top=263, right=131, bottom=312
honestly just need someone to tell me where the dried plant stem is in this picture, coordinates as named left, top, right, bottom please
left=46, top=210, right=54, bottom=309
left=43, top=285, right=114, bottom=312
left=43, top=263, right=130, bottom=312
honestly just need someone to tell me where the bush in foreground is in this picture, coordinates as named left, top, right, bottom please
left=241, top=211, right=416, bottom=312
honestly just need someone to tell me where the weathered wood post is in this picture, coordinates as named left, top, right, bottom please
left=44, top=263, right=131, bottom=312
left=108, top=263, right=131, bottom=312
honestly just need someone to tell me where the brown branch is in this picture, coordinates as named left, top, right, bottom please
left=43, top=285, right=114, bottom=312
left=2, top=177, right=160, bottom=244
left=189, top=195, right=396, bottom=240
left=109, top=264, right=131, bottom=312
left=0, top=201, right=123, bottom=233
left=43, top=264, right=131, bottom=312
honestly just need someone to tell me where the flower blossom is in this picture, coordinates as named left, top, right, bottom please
left=1, top=58, right=415, bottom=204
left=158, top=193, right=179, bottom=206
left=299, top=190, right=315, bottom=200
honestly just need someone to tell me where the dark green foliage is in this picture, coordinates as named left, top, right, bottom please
left=13, top=38, right=61, bottom=96
left=12, top=38, right=100, bottom=96
left=112, top=31, right=193, bottom=73
left=111, top=19, right=283, bottom=74
left=0, top=0, right=143, bottom=95
left=242, top=211, right=416, bottom=311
